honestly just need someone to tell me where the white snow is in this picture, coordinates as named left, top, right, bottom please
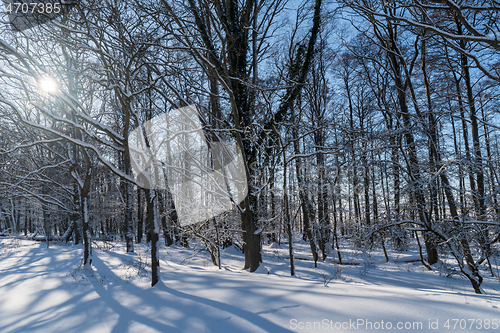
left=0, top=237, right=499, bottom=333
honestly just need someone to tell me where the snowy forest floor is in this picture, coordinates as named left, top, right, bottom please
left=1, top=237, right=499, bottom=333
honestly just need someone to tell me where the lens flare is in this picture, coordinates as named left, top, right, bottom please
left=38, top=77, right=58, bottom=94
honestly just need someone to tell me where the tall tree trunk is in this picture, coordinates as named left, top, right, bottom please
left=293, top=127, right=318, bottom=266
left=316, top=133, right=330, bottom=260
left=455, top=74, right=478, bottom=212
left=383, top=19, right=437, bottom=264
left=269, top=155, right=277, bottom=243
left=344, top=76, right=360, bottom=226
left=282, top=149, right=294, bottom=276
left=145, top=189, right=160, bottom=286
left=181, top=0, right=322, bottom=271
left=71, top=182, right=81, bottom=245
left=460, top=38, right=486, bottom=220
left=481, top=98, right=499, bottom=215
left=137, top=187, right=143, bottom=243
left=451, top=115, right=466, bottom=215
left=80, top=149, right=93, bottom=268
left=158, top=191, right=168, bottom=246
left=123, top=178, right=134, bottom=253
left=421, top=36, right=481, bottom=291
left=42, top=205, right=50, bottom=248
left=81, top=196, right=92, bottom=268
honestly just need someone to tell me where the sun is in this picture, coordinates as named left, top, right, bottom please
left=38, top=76, right=58, bottom=94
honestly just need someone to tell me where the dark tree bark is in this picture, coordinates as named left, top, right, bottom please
left=145, top=188, right=160, bottom=286
left=137, top=187, right=143, bottom=243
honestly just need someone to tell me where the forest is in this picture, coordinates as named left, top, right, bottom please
left=0, top=0, right=500, bottom=324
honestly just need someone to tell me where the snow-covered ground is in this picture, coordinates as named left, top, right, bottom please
left=0, top=237, right=499, bottom=333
